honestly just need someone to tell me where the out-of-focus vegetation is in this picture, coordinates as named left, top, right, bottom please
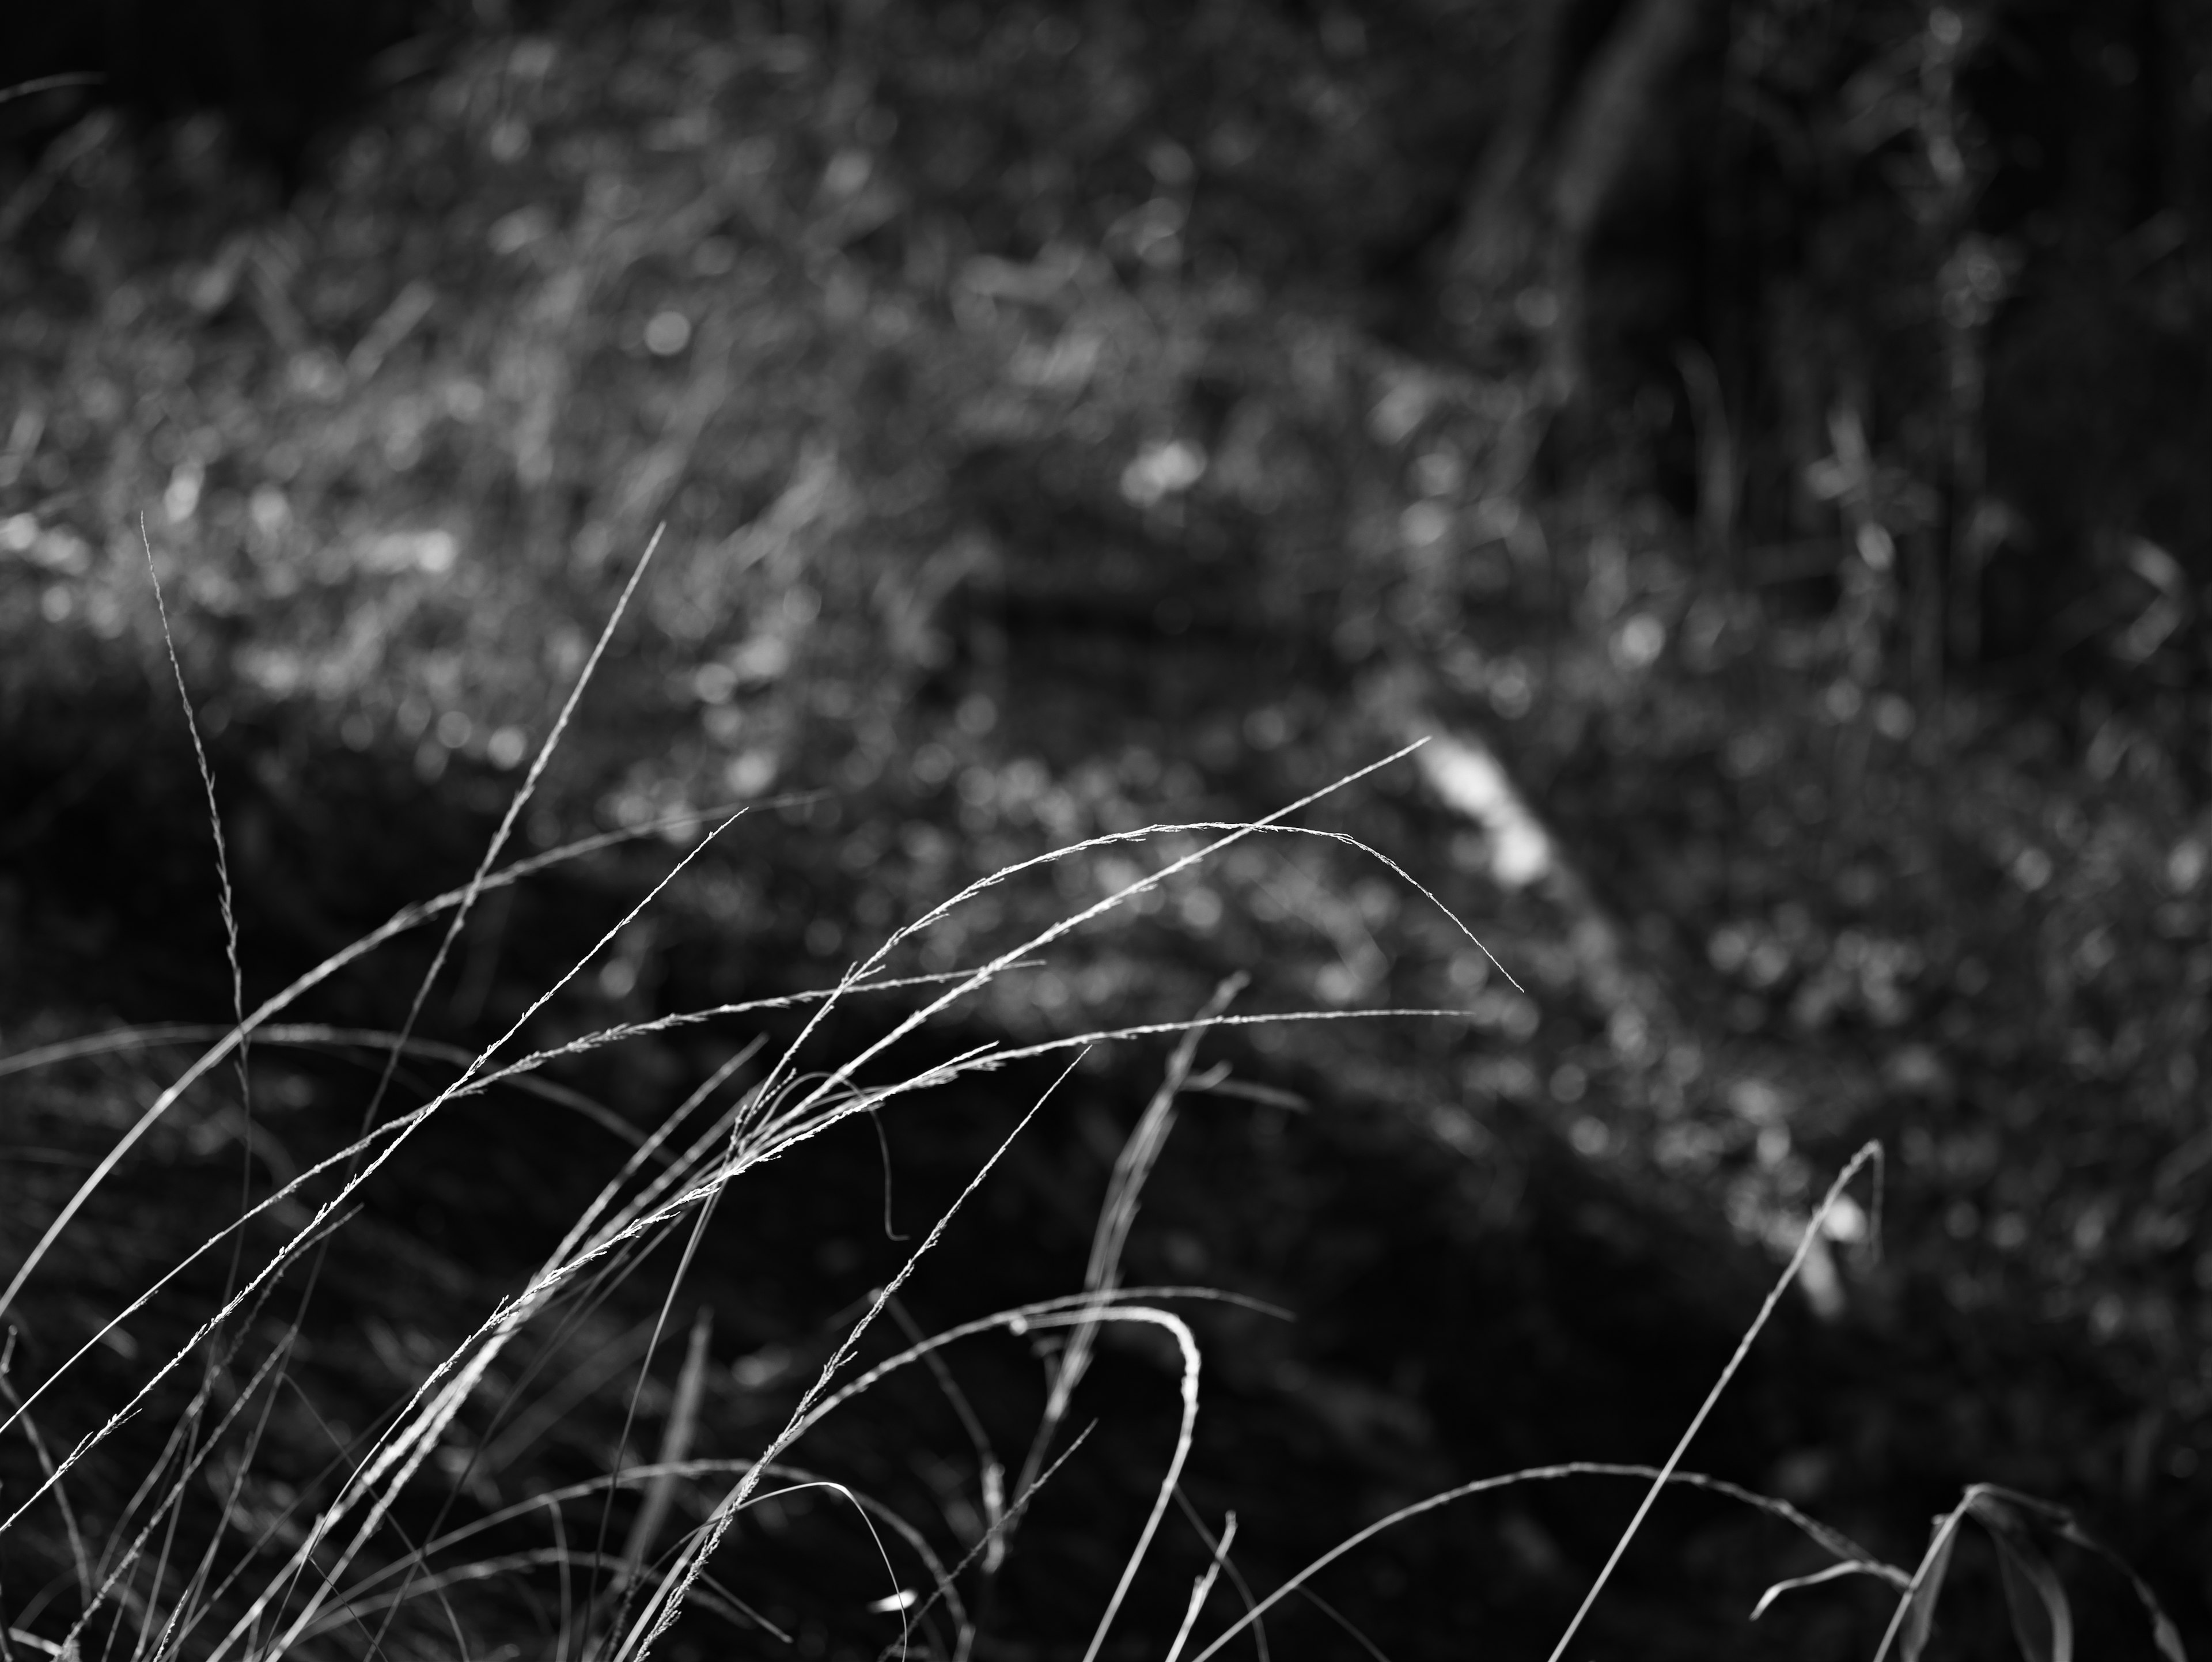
left=2, top=1, right=2209, bottom=1657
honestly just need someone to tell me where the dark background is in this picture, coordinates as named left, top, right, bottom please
left=2, top=2, right=2209, bottom=1659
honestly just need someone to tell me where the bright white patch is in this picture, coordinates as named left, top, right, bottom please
left=1399, top=500, right=1452, bottom=549
left=1821, top=1195, right=1869, bottom=1243
left=644, top=309, right=692, bottom=355
left=164, top=461, right=203, bottom=523
left=725, top=749, right=779, bottom=797
left=1612, top=613, right=1665, bottom=671
left=487, top=726, right=529, bottom=770
left=1795, top=1232, right=1845, bottom=1319
left=1420, top=734, right=1552, bottom=888
left=361, top=529, right=458, bottom=576
left=2169, top=838, right=2206, bottom=893
left=1119, top=438, right=1206, bottom=506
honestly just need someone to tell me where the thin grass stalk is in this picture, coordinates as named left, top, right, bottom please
left=0, top=996, right=1382, bottom=1556
left=1009, top=974, right=1244, bottom=1570
left=1171, top=1489, right=1271, bottom=1662
left=304, top=1471, right=918, bottom=1649
left=897, top=1426, right=1094, bottom=1662
left=1077, top=1309, right=1200, bottom=1662
left=1540, top=1141, right=1884, bottom=1662
left=299, top=1457, right=949, bottom=1642
left=0, top=804, right=736, bottom=1554
left=68, top=1263, right=324, bottom=1660
left=617, top=1309, right=715, bottom=1590
left=139, top=517, right=248, bottom=1122
left=261, top=528, right=663, bottom=1650
left=1183, top=1457, right=1906, bottom=1662
left=21, top=719, right=1485, bottom=1660
left=347, top=524, right=662, bottom=1146
left=0, top=796, right=790, bottom=1327
left=33, top=1216, right=350, bottom=1646
left=156, top=816, right=750, bottom=1661
left=1164, top=1512, right=1236, bottom=1662
left=0, top=1337, right=92, bottom=1615
left=722, top=752, right=1433, bottom=1181
left=1868, top=1496, right=1976, bottom=1662
left=609, top=1064, right=1078, bottom=1662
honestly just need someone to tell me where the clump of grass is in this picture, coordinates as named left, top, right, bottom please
left=0, top=534, right=2188, bottom=1662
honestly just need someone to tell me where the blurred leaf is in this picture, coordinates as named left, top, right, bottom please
left=1967, top=1491, right=2073, bottom=1662
left=1749, top=1557, right=1891, bottom=1621
left=2041, top=1508, right=2190, bottom=1662
left=1881, top=1502, right=1965, bottom=1662
left=1881, top=1486, right=2186, bottom=1662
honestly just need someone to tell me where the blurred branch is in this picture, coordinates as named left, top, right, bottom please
left=1547, top=0, right=1711, bottom=245
left=1448, top=0, right=1718, bottom=400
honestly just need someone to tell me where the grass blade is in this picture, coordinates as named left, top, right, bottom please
left=1540, top=1141, right=1885, bottom=1662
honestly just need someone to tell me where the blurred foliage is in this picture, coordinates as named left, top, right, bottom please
left=2, top=0, right=2211, bottom=1656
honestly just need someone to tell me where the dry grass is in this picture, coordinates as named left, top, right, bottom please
left=0, top=536, right=2188, bottom=1662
